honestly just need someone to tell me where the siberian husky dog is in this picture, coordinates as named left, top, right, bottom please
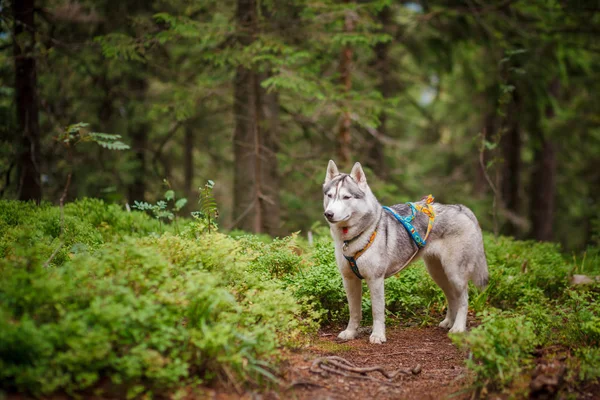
left=323, top=161, right=488, bottom=344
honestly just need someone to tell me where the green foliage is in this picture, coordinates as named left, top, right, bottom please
left=191, top=180, right=219, bottom=234
left=94, top=34, right=147, bottom=62
left=454, top=310, right=539, bottom=390
left=449, top=236, right=600, bottom=393
left=2, top=197, right=600, bottom=396
left=0, top=202, right=315, bottom=397
left=58, top=122, right=129, bottom=151
left=0, top=199, right=160, bottom=268
left=133, top=181, right=188, bottom=232
left=237, top=233, right=305, bottom=278
left=481, top=234, right=570, bottom=310
left=556, top=290, right=600, bottom=348
left=286, top=237, right=348, bottom=323
left=574, top=347, right=600, bottom=382
left=384, top=265, right=445, bottom=322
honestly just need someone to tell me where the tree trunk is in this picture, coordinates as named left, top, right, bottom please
left=529, top=140, right=556, bottom=241
left=232, top=0, right=280, bottom=235
left=14, top=0, right=42, bottom=203
left=127, top=77, right=148, bottom=203
left=474, top=112, right=495, bottom=196
left=259, top=79, right=281, bottom=235
left=529, top=81, right=559, bottom=241
left=500, top=92, right=521, bottom=235
left=184, top=125, right=194, bottom=199
left=128, top=125, right=147, bottom=202
left=366, top=5, right=392, bottom=178
left=338, top=6, right=354, bottom=166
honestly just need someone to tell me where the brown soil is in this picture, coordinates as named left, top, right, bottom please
left=280, top=325, right=471, bottom=400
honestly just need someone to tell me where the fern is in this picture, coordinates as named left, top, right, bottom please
left=193, top=180, right=219, bottom=233
left=89, top=132, right=130, bottom=150
left=58, top=123, right=130, bottom=151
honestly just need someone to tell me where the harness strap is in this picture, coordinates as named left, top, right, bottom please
left=382, top=194, right=435, bottom=248
left=341, top=195, right=435, bottom=280
left=413, top=194, right=435, bottom=242
left=344, top=255, right=364, bottom=280
left=343, top=229, right=377, bottom=280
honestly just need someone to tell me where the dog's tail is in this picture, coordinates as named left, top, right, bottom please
left=461, top=206, right=489, bottom=290
left=472, top=256, right=489, bottom=290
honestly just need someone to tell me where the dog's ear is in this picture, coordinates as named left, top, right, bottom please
left=350, top=162, right=367, bottom=187
left=325, top=160, right=339, bottom=183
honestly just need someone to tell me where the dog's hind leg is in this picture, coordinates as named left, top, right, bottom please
left=338, top=276, right=362, bottom=340
left=444, top=262, right=469, bottom=333
left=424, top=255, right=456, bottom=329
left=448, top=286, right=468, bottom=333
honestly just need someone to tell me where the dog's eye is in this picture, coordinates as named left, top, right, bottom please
left=342, top=195, right=351, bottom=200
left=327, top=193, right=333, bottom=198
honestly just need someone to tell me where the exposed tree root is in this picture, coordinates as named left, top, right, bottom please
left=309, top=356, right=421, bottom=387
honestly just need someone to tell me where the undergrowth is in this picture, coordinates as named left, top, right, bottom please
left=0, top=199, right=315, bottom=398
left=1, top=199, right=599, bottom=397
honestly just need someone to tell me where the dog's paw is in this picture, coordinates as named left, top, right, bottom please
left=337, top=330, right=358, bottom=341
left=439, top=318, right=453, bottom=329
left=369, top=332, right=386, bottom=344
left=448, top=325, right=466, bottom=334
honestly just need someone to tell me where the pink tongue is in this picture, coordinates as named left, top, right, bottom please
left=342, top=227, right=349, bottom=234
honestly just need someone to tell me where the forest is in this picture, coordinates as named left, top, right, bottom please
left=1, top=0, right=600, bottom=399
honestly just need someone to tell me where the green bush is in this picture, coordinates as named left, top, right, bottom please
left=0, top=199, right=161, bottom=268
left=0, top=202, right=316, bottom=397
left=285, top=237, right=347, bottom=323
left=454, top=236, right=600, bottom=394
left=235, top=233, right=305, bottom=279
left=482, top=234, right=570, bottom=310
left=556, top=290, right=600, bottom=348
left=574, top=347, right=600, bottom=382
left=2, top=199, right=599, bottom=397
left=455, top=310, right=540, bottom=390
left=64, top=198, right=162, bottom=238
left=384, top=263, right=445, bottom=322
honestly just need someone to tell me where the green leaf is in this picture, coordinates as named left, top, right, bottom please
left=165, top=190, right=175, bottom=201
left=174, top=198, right=188, bottom=211
left=484, top=140, right=498, bottom=150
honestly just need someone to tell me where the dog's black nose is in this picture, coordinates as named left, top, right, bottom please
left=324, top=211, right=334, bottom=220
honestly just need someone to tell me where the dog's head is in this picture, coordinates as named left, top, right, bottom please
left=322, top=160, right=373, bottom=226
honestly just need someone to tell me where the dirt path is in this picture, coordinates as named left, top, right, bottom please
left=282, top=326, right=470, bottom=400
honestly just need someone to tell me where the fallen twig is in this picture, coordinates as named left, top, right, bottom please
left=43, top=241, right=64, bottom=268
left=309, top=356, right=421, bottom=387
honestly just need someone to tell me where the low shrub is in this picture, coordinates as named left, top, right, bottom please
left=454, top=310, right=540, bottom=390
left=574, top=347, right=600, bottom=382
left=482, top=235, right=571, bottom=309
left=384, top=263, right=445, bottom=322
left=2, top=199, right=599, bottom=397
left=0, top=202, right=316, bottom=397
left=556, top=289, right=600, bottom=348
left=0, top=199, right=161, bottom=268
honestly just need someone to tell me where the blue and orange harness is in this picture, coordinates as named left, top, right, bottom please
left=343, top=195, right=436, bottom=280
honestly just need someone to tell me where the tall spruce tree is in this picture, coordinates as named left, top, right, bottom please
left=13, top=0, right=41, bottom=202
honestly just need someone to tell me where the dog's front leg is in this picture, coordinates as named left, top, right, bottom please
left=366, top=277, right=386, bottom=344
left=338, top=276, right=362, bottom=340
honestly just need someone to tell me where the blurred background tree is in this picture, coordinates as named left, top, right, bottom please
left=0, top=0, right=599, bottom=249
